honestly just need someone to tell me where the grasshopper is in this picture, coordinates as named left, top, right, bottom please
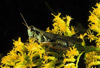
left=20, top=13, right=82, bottom=51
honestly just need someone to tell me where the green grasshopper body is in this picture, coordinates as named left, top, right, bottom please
left=20, top=13, right=82, bottom=50
left=28, top=25, right=82, bottom=47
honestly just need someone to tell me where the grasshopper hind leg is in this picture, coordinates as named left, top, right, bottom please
left=40, top=42, right=69, bottom=51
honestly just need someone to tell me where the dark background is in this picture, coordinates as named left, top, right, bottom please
left=0, top=0, right=99, bottom=65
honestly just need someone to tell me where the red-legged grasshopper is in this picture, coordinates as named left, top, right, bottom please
left=20, top=13, right=82, bottom=51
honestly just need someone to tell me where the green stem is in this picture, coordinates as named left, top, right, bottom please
left=84, top=46, right=100, bottom=52
left=76, top=51, right=84, bottom=68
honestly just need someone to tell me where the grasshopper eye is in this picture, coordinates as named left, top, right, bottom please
left=31, top=27, right=40, bottom=34
left=29, top=26, right=35, bottom=31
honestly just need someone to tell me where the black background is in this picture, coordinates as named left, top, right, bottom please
left=0, top=0, right=99, bottom=64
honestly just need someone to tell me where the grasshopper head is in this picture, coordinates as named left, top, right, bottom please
left=20, top=12, right=41, bottom=40
left=29, top=26, right=41, bottom=37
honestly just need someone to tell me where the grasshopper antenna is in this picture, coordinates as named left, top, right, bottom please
left=20, top=12, right=44, bottom=32
left=20, top=12, right=29, bottom=28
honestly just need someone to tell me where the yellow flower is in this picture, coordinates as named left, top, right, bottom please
left=27, top=42, right=39, bottom=52
left=95, top=37, right=100, bottom=47
left=70, top=26, right=76, bottom=35
left=89, top=23, right=100, bottom=33
left=65, top=15, right=73, bottom=27
left=52, top=23, right=63, bottom=35
left=46, top=13, right=75, bottom=36
left=13, top=37, right=24, bottom=46
left=86, top=30, right=96, bottom=42
left=64, top=16, right=75, bottom=36
left=63, top=57, right=76, bottom=62
left=1, top=54, right=18, bottom=66
left=64, top=26, right=75, bottom=36
left=96, top=42, right=100, bottom=48
left=79, top=34, right=84, bottom=40
left=13, top=37, right=24, bottom=52
left=87, top=61, right=100, bottom=68
left=1, top=37, right=43, bottom=68
left=78, top=34, right=86, bottom=46
left=0, top=65, right=10, bottom=68
left=43, top=54, right=57, bottom=64
left=85, top=51, right=100, bottom=68
left=42, top=61, right=55, bottom=68
left=66, top=46, right=79, bottom=59
left=96, top=3, right=100, bottom=8
left=14, top=62, right=26, bottom=68
left=46, top=22, right=63, bottom=35
left=93, top=3, right=100, bottom=16
left=27, top=38, right=45, bottom=58
left=96, top=37, right=100, bottom=42
left=88, top=13, right=99, bottom=25
left=64, top=63, right=76, bottom=68
left=88, top=3, right=100, bottom=35
left=52, top=13, right=66, bottom=32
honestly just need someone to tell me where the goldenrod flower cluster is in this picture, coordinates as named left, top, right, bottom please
left=0, top=38, right=45, bottom=68
left=46, top=13, right=75, bottom=36
left=88, top=3, right=100, bottom=48
left=0, top=38, right=80, bottom=68
left=84, top=2, right=100, bottom=68
left=85, top=51, right=100, bottom=68
left=88, top=3, right=100, bottom=34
